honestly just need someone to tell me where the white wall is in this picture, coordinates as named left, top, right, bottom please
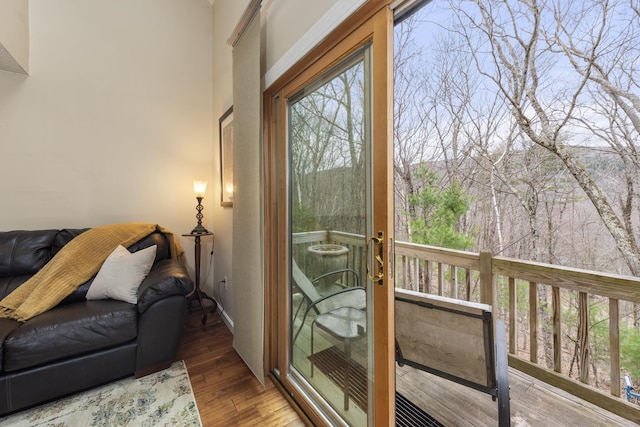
left=0, top=0, right=214, bottom=289
left=262, top=0, right=338, bottom=73
left=0, top=0, right=29, bottom=74
left=262, top=0, right=366, bottom=88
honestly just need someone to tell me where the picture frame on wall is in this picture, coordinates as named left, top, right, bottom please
left=219, top=106, right=234, bottom=207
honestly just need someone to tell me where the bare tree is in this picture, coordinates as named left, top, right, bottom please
left=392, top=0, right=640, bottom=379
left=290, top=59, right=367, bottom=234
left=394, top=15, right=435, bottom=241
left=451, top=0, right=640, bottom=276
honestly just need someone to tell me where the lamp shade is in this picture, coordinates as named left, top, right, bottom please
left=193, top=181, right=207, bottom=198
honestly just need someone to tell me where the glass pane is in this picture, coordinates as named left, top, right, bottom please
left=289, top=48, right=371, bottom=425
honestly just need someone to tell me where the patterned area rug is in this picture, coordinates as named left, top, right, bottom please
left=0, top=360, right=202, bottom=427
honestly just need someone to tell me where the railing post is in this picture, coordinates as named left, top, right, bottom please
left=479, top=251, right=494, bottom=307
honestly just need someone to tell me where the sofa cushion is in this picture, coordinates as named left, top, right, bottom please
left=3, top=300, right=137, bottom=372
left=86, top=244, right=157, bottom=304
left=0, top=317, right=21, bottom=372
left=0, top=230, right=57, bottom=277
left=128, top=231, right=170, bottom=261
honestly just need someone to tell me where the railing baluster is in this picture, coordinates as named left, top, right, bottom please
left=552, top=286, right=561, bottom=373
left=409, top=257, right=415, bottom=291
left=402, top=255, right=408, bottom=290
left=360, top=244, right=366, bottom=286
left=465, top=268, right=471, bottom=302
left=413, top=257, right=420, bottom=291
left=452, top=265, right=458, bottom=299
left=509, top=277, right=516, bottom=355
left=530, top=281, right=538, bottom=364
left=610, top=298, right=620, bottom=397
left=425, top=260, right=431, bottom=294
left=350, top=243, right=355, bottom=285
left=579, top=291, right=590, bottom=384
left=438, top=262, right=444, bottom=296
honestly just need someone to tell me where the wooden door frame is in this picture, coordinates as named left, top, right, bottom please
left=263, top=1, right=395, bottom=424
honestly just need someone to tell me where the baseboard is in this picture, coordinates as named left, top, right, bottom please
left=218, top=306, right=234, bottom=334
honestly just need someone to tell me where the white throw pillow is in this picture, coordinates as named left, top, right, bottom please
left=86, top=244, right=157, bottom=304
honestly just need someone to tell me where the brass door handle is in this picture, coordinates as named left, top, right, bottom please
left=366, top=231, right=384, bottom=284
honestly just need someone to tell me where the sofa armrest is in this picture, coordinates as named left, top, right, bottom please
left=137, top=259, right=193, bottom=313
left=136, top=295, right=187, bottom=375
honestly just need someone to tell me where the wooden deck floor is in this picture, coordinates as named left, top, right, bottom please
left=179, top=306, right=638, bottom=426
left=397, top=363, right=638, bottom=426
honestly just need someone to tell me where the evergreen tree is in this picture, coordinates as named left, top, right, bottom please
left=408, top=168, right=475, bottom=250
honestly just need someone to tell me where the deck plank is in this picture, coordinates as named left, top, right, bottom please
left=397, top=363, right=638, bottom=426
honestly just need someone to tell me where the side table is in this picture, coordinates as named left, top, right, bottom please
left=182, top=232, right=217, bottom=324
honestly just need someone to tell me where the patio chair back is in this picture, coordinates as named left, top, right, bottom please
left=292, top=260, right=365, bottom=314
left=395, top=288, right=510, bottom=426
left=291, top=260, right=366, bottom=343
left=292, top=261, right=330, bottom=312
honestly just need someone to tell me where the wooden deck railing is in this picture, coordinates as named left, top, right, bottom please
left=395, top=240, right=640, bottom=422
left=292, top=232, right=640, bottom=422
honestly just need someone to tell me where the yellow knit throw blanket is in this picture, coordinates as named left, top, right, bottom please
left=0, top=223, right=184, bottom=322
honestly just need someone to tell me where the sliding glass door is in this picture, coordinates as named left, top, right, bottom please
left=289, top=47, right=372, bottom=425
left=265, top=6, right=395, bottom=426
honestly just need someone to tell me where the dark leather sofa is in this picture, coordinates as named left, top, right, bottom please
left=0, top=228, right=194, bottom=416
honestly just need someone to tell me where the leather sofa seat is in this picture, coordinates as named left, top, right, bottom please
left=4, top=300, right=137, bottom=372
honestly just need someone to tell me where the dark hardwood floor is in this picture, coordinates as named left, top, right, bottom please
left=177, top=307, right=306, bottom=427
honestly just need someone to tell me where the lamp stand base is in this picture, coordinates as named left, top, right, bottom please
left=190, top=290, right=218, bottom=325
